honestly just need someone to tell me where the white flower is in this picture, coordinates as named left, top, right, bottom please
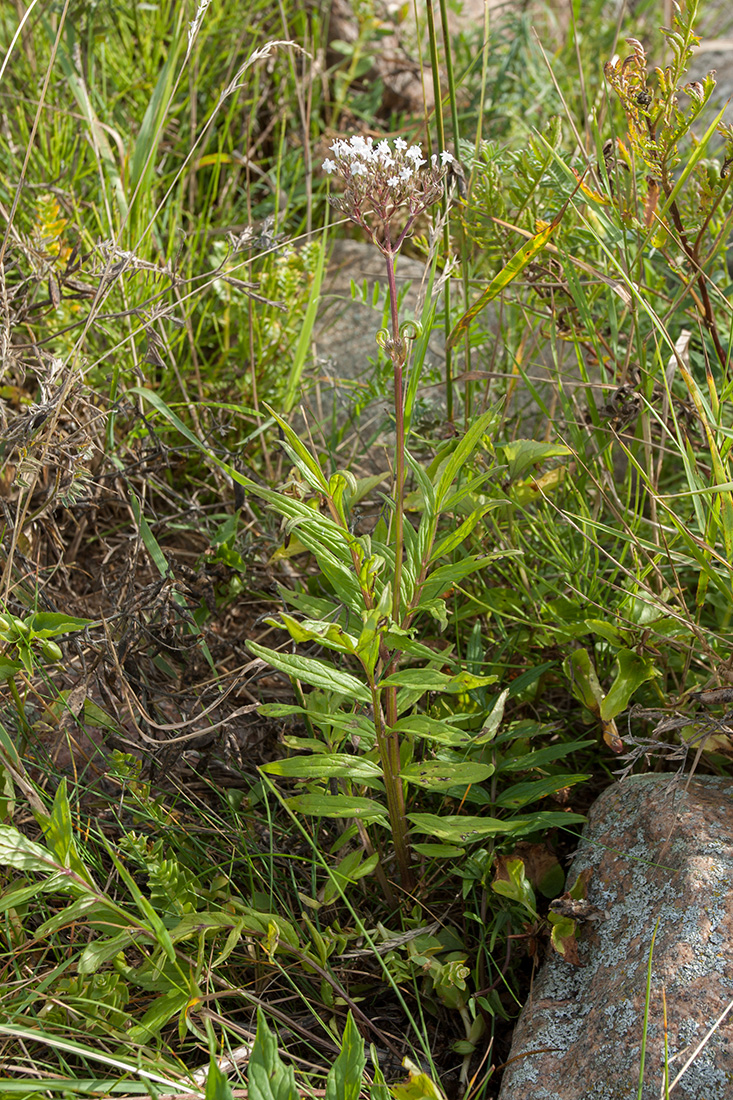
left=431, top=154, right=439, bottom=169
left=440, top=150, right=455, bottom=165
left=387, top=176, right=400, bottom=187
left=331, top=140, right=346, bottom=156
left=399, top=167, right=412, bottom=181
left=352, top=161, right=368, bottom=176
left=406, top=145, right=424, bottom=162
left=323, top=159, right=337, bottom=174
left=394, top=137, right=407, bottom=150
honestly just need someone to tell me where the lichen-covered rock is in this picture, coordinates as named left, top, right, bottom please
left=498, top=774, right=733, bottom=1100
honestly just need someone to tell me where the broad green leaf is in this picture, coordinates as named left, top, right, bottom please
left=356, top=610, right=382, bottom=677
left=434, top=409, right=496, bottom=508
left=205, top=1054, right=237, bottom=1100
left=380, top=669, right=453, bottom=691
left=284, top=526, right=363, bottom=609
left=0, top=656, right=22, bottom=681
left=499, top=440, right=572, bottom=482
left=492, top=774, right=589, bottom=809
left=265, top=405, right=329, bottom=491
left=0, top=874, right=80, bottom=915
left=323, top=852, right=380, bottom=904
left=380, top=668, right=496, bottom=692
left=263, top=754, right=383, bottom=782
left=248, top=1008, right=299, bottom=1100
left=258, top=703, right=307, bottom=717
left=285, top=794, right=388, bottom=823
left=0, top=825, right=74, bottom=876
left=411, top=843, right=465, bottom=857
left=584, top=618, right=625, bottom=646
left=417, top=556, right=497, bottom=606
left=40, top=777, right=96, bottom=887
left=563, top=649, right=603, bottom=712
left=79, top=930, right=138, bottom=974
left=166, top=911, right=243, bottom=945
left=408, top=811, right=585, bottom=843
left=391, top=1059, right=447, bottom=1100
left=429, top=507, right=492, bottom=563
left=36, top=894, right=125, bottom=938
left=407, top=814, right=524, bottom=843
left=491, top=858, right=538, bottom=917
left=473, top=689, right=509, bottom=744
left=248, top=641, right=370, bottom=702
left=496, top=740, right=595, bottom=771
left=369, top=1044, right=391, bottom=1100
left=391, top=715, right=475, bottom=747
left=276, top=613, right=358, bottom=655
left=325, top=1012, right=366, bottom=1100
left=260, top=703, right=374, bottom=740
left=127, top=988, right=190, bottom=1044
left=400, top=761, right=494, bottom=790
left=25, top=612, right=93, bottom=637
left=382, top=628, right=454, bottom=664
left=600, top=649, right=659, bottom=720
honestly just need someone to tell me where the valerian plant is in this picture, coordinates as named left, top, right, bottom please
left=242, top=135, right=586, bottom=897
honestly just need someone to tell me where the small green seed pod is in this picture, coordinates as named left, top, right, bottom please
left=41, top=640, right=63, bottom=662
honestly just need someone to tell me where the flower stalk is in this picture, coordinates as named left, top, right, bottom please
left=323, top=134, right=454, bottom=888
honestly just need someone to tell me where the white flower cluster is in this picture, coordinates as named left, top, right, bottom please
left=321, top=134, right=454, bottom=252
left=323, top=135, right=453, bottom=182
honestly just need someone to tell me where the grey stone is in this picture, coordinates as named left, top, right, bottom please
left=497, top=774, right=733, bottom=1100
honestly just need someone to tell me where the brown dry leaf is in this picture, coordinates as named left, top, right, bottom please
left=495, top=842, right=561, bottom=891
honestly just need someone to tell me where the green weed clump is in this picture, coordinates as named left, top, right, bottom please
left=1, top=0, right=733, bottom=1097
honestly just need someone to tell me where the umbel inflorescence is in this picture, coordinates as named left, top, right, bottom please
left=323, top=135, right=454, bottom=254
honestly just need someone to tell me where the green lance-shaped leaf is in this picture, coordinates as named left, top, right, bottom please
left=493, top=773, right=588, bottom=809
left=25, top=612, right=93, bottom=638
left=474, top=688, right=509, bottom=744
left=248, top=640, right=370, bottom=703
left=491, top=857, right=538, bottom=918
left=400, top=760, right=494, bottom=790
left=408, top=812, right=585, bottom=843
left=499, top=440, right=572, bottom=483
left=205, top=1054, right=237, bottom=1100
left=391, top=1059, right=447, bottom=1100
left=247, top=1009, right=300, bottom=1100
left=379, top=668, right=496, bottom=692
left=391, top=714, right=476, bottom=747
left=263, top=753, right=383, bottom=783
left=0, top=823, right=85, bottom=878
left=325, top=1012, right=367, bottom=1100
left=285, top=793, right=388, bottom=823
left=0, top=655, right=22, bottom=681
left=600, top=648, right=658, bottom=721
left=39, top=777, right=97, bottom=888
left=564, top=649, right=604, bottom=713
left=265, top=403, right=330, bottom=493
left=276, top=613, right=358, bottom=656
left=433, top=408, right=497, bottom=510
